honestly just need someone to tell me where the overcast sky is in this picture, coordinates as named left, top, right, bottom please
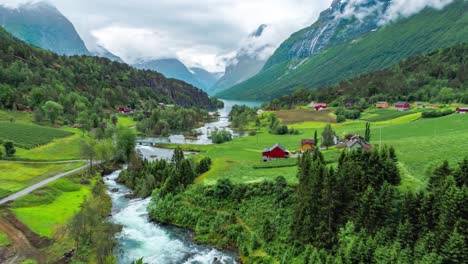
left=1, top=0, right=333, bottom=71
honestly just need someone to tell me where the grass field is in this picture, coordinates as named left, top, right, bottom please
left=177, top=113, right=468, bottom=192
left=0, top=230, right=10, bottom=248
left=0, top=110, right=33, bottom=123
left=0, top=122, right=74, bottom=149
left=14, top=130, right=82, bottom=161
left=0, top=161, right=86, bottom=198
left=10, top=176, right=93, bottom=237
left=275, top=109, right=336, bottom=124
left=118, top=115, right=137, bottom=127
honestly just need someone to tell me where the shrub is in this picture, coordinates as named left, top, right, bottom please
left=211, top=130, right=232, bottom=144
left=336, top=115, right=346, bottom=123
left=422, top=109, right=454, bottom=118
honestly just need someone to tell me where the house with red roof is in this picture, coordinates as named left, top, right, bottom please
left=395, top=101, right=411, bottom=111
left=262, top=144, right=289, bottom=160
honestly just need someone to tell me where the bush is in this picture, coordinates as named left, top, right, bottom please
left=336, top=115, right=346, bottom=123
left=3, top=140, right=15, bottom=157
left=422, top=109, right=454, bottom=118
left=335, top=107, right=361, bottom=120
left=211, top=130, right=232, bottom=144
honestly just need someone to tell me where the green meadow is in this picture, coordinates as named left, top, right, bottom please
left=176, top=111, right=468, bottom=192
left=10, top=176, right=93, bottom=237
left=0, top=161, right=86, bottom=198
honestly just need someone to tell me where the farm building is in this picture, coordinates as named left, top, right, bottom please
left=118, top=107, right=134, bottom=114
left=346, top=135, right=372, bottom=151
left=257, top=109, right=265, bottom=115
left=376, top=102, right=389, bottom=108
left=345, top=102, right=354, bottom=108
left=413, top=102, right=424, bottom=108
left=301, top=139, right=315, bottom=152
left=395, top=101, right=411, bottom=111
left=314, top=103, right=328, bottom=111
left=262, top=144, right=289, bottom=160
left=456, top=107, right=468, bottom=114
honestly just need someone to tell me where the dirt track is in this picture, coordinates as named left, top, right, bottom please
left=0, top=215, right=46, bottom=264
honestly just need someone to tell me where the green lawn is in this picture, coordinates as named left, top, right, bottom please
left=360, top=108, right=422, bottom=122
left=0, top=161, right=86, bottom=198
left=0, top=122, right=73, bottom=149
left=11, top=177, right=92, bottom=238
left=0, top=231, right=10, bottom=248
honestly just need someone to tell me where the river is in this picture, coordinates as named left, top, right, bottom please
left=103, top=100, right=262, bottom=263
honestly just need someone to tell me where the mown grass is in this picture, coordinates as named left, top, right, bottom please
left=360, top=108, right=421, bottom=122
left=0, top=231, right=10, bottom=248
left=0, top=161, right=86, bottom=198
left=15, top=129, right=82, bottom=161
left=10, top=176, right=93, bottom=238
left=0, top=122, right=73, bottom=149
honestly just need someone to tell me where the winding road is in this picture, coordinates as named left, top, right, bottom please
left=0, top=162, right=91, bottom=205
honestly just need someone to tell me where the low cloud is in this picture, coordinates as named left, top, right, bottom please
left=380, top=0, right=456, bottom=24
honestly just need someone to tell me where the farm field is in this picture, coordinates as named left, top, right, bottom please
left=0, top=122, right=74, bottom=149
left=0, top=161, right=86, bottom=198
left=360, top=108, right=423, bottom=122
left=178, top=112, right=468, bottom=192
left=14, top=131, right=82, bottom=161
left=275, top=109, right=336, bottom=124
left=10, top=176, right=93, bottom=237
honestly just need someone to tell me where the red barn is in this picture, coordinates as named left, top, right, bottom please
left=314, top=103, right=327, bottom=111
left=456, top=107, right=468, bottom=114
left=118, top=107, right=134, bottom=114
left=262, top=144, right=289, bottom=160
left=395, top=101, right=410, bottom=111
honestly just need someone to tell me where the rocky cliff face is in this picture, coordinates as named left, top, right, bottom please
left=0, top=2, right=90, bottom=56
left=265, top=0, right=391, bottom=68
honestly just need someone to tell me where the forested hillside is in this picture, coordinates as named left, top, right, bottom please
left=268, top=43, right=468, bottom=109
left=0, top=27, right=218, bottom=126
left=219, top=0, right=468, bottom=100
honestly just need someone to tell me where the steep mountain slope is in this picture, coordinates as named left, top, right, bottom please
left=269, top=43, right=468, bottom=109
left=90, top=45, right=124, bottom=63
left=209, top=24, right=273, bottom=94
left=190, top=67, right=222, bottom=91
left=134, top=58, right=205, bottom=90
left=0, top=2, right=90, bottom=56
left=219, top=0, right=468, bottom=100
left=0, top=26, right=216, bottom=118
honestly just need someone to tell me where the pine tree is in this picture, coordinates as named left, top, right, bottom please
left=441, top=228, right=466, bottom=264
left=453, top=158, right=467, bottom=187
left=355, top=186, right=379, bottom=232
left=171, top=146, right=184, bottom=169
left=314, top=130, right=318, bottom=146
left=429, top=161, right=452, bottom=192
left=365, top=122, right=371, bottom=142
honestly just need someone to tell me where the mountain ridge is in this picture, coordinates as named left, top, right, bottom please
left=219, top=0, right=468, bottom=100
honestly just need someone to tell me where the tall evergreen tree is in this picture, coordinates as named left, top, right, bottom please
left=365, top=122, right=371, bottom=142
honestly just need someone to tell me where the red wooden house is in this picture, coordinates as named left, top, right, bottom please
left=118, top=107, right=134, bottom=114
left=262, top=144, right=289, bottom=160
left=314, top=103, right=328, bottom=111
left=456, top=107, right=468, bottom=114
left=395, top=101, right=410, bottom=111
